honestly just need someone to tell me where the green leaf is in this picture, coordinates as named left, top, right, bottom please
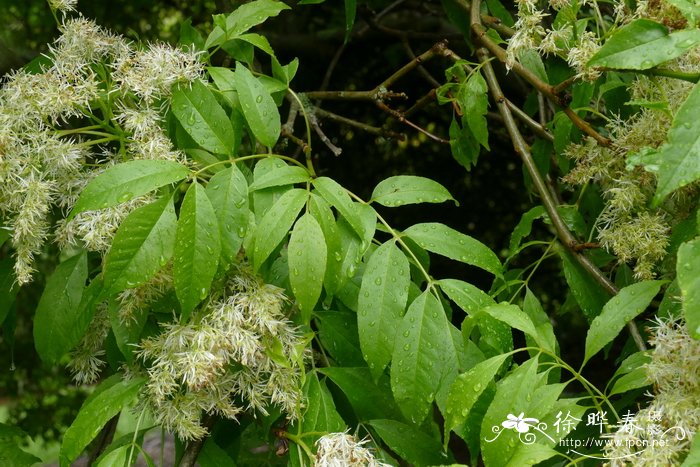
left=301, top=373, right=345, bottom=438
left=344, top=0, right=357, bottom=41
left=205, top=0, right=290, bottom=48
left=369, top=419, right=448, bottom=465
left=248, top=165, right=310, bottom=191
left=206, top=165, right=250, bottom=266
left=198, top=439, right=237, bottom=467
left=252, top=188, right=306, bottom=270
left=404, top=223, right=502, bottom=277
left=558, top=245, right=609, bottom=321
left=677, top=236, right=700, bottom=338
left=237, top=33, right=276, bottom=57
left=313, top=177, right=366, bottom=240
left=584, top=281, right=663, bottom=364
left=60, top=377, right=145, bottom=467
left=480, top=357, right=556, bottom=467
left=288, top=213, right=327, bottom=321
left=439, top=278, right=496, bottom=314
left=588, top=19, right=700, bottom=70
left=391, top=291, right=456, bottom=424
left=667, top=0, right=700, bottom=25
left=609, top=366, right=650, bottom=396
left=0, top=258, right=18, bottom=326
left=444, top=353, right=509, bottom=441
left=171, top=80, right=235, bottom=155
left=0, top=423, right=42, bottom=467
left=33, top=251, right=88, bottom=364
left=642, top=82, right=700, bottom=205
left=315, top=310, right=364, bottom=366
left=461, top=71, right=490, bottom=149
left=509, top=206, right=546, bottom=253
left=69, top=160, right=189, bottom=220
left=681, top=432, right=700, bottom=466
left=358, top=241, right=410, bottom=380
left=484, top=303, right=555, bottom=353
left=370, top=175, right=456, bottom=207
left=319, top=367, right=402, bottom=421
left=103, top=196, right=176, bottom=295
left=449, top=118, right=480, bottom=171
left=173, top=182, right=221, bottom=318
left=233, top=63, right=281, bottom=147
left=308, top=194, right=343, bottom=297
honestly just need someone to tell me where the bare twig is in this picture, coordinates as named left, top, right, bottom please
left=376, top=101, right=449, bottom=144
left=314, top=107, right=405, bottom=140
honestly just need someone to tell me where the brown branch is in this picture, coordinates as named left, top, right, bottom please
left=309, top=113, right=343, bottom=156
left=313, top=107, right=405, bottom=140
left=305, top=40, right=448, bottom=102
left=376, top=101, right=449, bottom=144
left=468, top=0, right=646, bottom=352
left=504, top=98, right=554, bottom=142
left=179, top=415, right=217, bottom=467
left=481, top=14, right=516, bottom=37
left=464, top=17, right=611, bottom=146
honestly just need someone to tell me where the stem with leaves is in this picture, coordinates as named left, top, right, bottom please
left=468, top=0, right=646, bottom=352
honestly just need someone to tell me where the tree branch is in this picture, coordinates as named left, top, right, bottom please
left=468, top=0, right=646, bottom=352
left=179, top=415, right=217, bottom=467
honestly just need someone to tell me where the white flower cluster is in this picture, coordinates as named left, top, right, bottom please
left=604, top=319, right=700, bottom=465
left=0, top=12, right=203, bottom=283
left=314, top=432, right=391, bottom=467
left=505, top=0, right=603, bottom=80
left=136, top=268, right=307, bottom=440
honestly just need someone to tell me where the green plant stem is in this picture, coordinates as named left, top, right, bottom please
left=192, top=153, right=308, bottom=178
left=286, top=89, right=316, bottom=175
left=468, top=0, right=646, bottom=353
left=282, top=431, right=315, bottom=460
left=345, top=191, right=434, bottom=286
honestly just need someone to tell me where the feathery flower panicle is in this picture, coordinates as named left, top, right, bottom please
left=136, top=266, right=307, bottom=440
left=112, top=43, right=204, bottom=102
left=567, top=31, right=602, bottom=81
left=604, top=319, right=699, bottom=465
left=48, top=0, right=78, bottom=13
left=67, top=303, right=111, bottom=384
left=314, top=432, right=391, bottom=467
left=55, top=194, right=155, bottom=252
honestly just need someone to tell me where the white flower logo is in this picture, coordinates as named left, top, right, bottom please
left=502, top=413, right=540, bottom=433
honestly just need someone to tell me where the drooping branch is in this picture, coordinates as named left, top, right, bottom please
left=468, top=0, right=646, bottom=352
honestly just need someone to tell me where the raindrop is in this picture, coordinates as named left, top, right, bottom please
left=374, top=277, right=382, bottom=286
left=677, top=38, right=696, bottom=49
left=255, top=95, right=264, bottom=103
left=641, top=60, right=654, bottom=68
left=118, top=192, right=133, bottom=203
left=200, top=288, right=208, bottom=299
